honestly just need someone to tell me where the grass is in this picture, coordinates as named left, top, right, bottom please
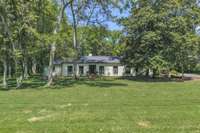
left=0, top=76, right=200, bottom=133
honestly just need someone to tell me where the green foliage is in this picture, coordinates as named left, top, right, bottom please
left=122, top=0, right=200, bottom=74
left=0, top=0, right=125, bottom=84
left=170, top=69, right=179, bottom=76
left=191, top=64, right=200, bottom=73
left=79, top=26, right=124, bottom=56
left=149, top=55, right=169, bottom=71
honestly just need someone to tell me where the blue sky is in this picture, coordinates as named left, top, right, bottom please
left=65, top=5, right=130, bottom=31
left=105, top=8, right=130, bottom=30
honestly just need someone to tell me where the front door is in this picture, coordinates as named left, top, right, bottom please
left=89, top=65, right=96, bottom=74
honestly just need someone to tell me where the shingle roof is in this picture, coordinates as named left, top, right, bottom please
left=79, top=56, right=121, bottom=63
left=53, top=59, right=63, bottom=65
left=54, top=56, right=121, bottom=64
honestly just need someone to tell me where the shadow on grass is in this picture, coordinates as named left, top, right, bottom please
left=0, top=76, right=128, bottom=91
left=0, top=75, right=193, bottom=91
left=53, top=78, right=128, bottom=89
left=0, top=75, right=46, bottom=91
left=118, top=76, right=193, bottom=82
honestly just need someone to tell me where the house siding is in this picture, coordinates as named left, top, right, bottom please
left=62, top=64, right=74, bottom=76
left=43, top=56, right=141, bottom=77
left=54, top=65, right=62, bottom=76
left=43, top=63, right=136, bottom=77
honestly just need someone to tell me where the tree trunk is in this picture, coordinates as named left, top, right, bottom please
left=152, top=68, right=157, bottom=79
left=1, top=14, right=23, bottom=88
left=2, top=59, right=8, bottom=89
left=23, top=57, right=29, bottom=79
left=135, top=67, right=138, bottom=76
left=70, top=2, right=80, bottom=79
left=70, top=2, right=78, bottom=49
left=46, top=43, right=56, bottom=86
left=13, top=59, right=23, bottom=88
left=16, top=75, right=23, bottom=88
left=8, top=63, right=12, bottom=79
left=74, top=63, right=79, bottom=79
left=145, top=69, right=149, bottom=77
left=46, top=2, right=64, bottom=86
left=32, top=58, right=37, bottom=74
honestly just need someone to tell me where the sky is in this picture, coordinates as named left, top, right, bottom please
left=105, top=8, right=130, bottom=30
left=65, top=4, right=130, bottom=31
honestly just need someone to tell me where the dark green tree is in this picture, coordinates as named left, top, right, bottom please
left=122, top=0, right=200, bottom=77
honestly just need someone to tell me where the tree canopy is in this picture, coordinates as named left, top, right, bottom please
left=0, top=0, right=126, bottom=88
left=121, top=0, right=200, bottom=77
left=1, top=0, right=200, bottom=88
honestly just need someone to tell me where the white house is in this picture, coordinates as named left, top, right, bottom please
left=44, top=55, right=137, bottom=77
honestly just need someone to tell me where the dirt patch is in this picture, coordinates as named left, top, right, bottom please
left=38, top=109, right=47, bottom=113
left=58, top=105, right=68, bottom=108
left=38, top=109, right=52, bottom=114
left=59, top=103, right=72, bottom=108
left=23, top=110, right=32, bottom=114
left=16, top=131, right=32, bottom=133
left=82, top=103, right=88, bottom=106
left=67, top=103, right=72, bottom=106
left=28, top=114, right=55, bottom=122
left=137, top=120, right=151, bottom=128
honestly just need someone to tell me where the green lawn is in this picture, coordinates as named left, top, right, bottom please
left=1, top=77, right=200, bottom=133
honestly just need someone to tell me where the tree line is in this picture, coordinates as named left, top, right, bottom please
left=0, top=0, right=125, bottom=88
left=121, top=0, right=200, bottom=78
left=1, top=0, right=200, bottom=89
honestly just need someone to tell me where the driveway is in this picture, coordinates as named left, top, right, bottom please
left=184, top=73, right=200, bottom=79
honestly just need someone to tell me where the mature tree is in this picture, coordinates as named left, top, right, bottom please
left=79, top=26, right=125, bottom=56
left=11, top=0, right=38, bottom=87
left=0, top=30, right=8, bottom=88
left=66, top=0, right=126, bottom=78
left=162, top=0, right=200, bottom=77
left=46, top=0, right=71, bottom=86
left=122, top=0, right=200, bottom=77
left=0, top=0, right=45, bottom=88
left=0, top=0, right=128, bottom=88
left=107, top=30, right=125, bottom=56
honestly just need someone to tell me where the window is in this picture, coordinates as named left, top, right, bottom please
left=99, top=66, right=104, bottom=75
left=89, top=65, right=96, bottom=74
left=68, top=66, right=73, bottom=74
left=79, top=66, right=84, bottom=75
left=113, top=66, right=118, bottom=75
